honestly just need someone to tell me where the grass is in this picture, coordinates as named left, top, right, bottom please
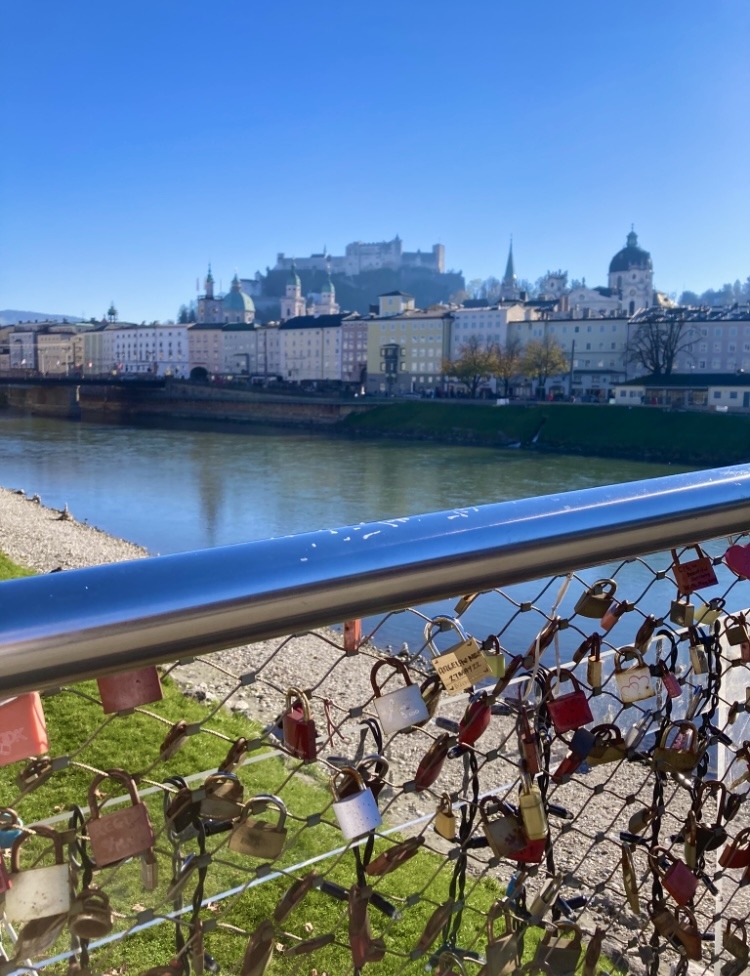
left=0, top=553, right=623, bottom=974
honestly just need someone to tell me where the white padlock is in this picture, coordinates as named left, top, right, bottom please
left=6, top=825, right=71, bottom=922
left=370, top=658, right=429, bottom=736
left=330, top=766, right=382, bottom=840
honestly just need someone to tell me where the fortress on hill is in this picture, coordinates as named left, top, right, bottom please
left=274, top=237, right=445, bottom=276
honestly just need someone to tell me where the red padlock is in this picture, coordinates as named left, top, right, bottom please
left=649, top=847, right=698, bottom=905
left=545, top=671, right=594, bottom=734
left=282, top=688, right=317, bottom=762
left=458, top=692, right=492, bottom=747
left=414, top=734, right=453, bottom=793
left=0, top=694, right=49, bottom=767
left=97, top=666, right=163, bottom=714
left=720, top=828, right=750, bottom=869
left=86, top=769, right=155, bottom=868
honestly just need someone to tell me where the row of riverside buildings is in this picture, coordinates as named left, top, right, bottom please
left=3, top=232, right=750, bottom=407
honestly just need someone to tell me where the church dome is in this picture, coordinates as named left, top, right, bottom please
left=609, top=230, right=652, bottom=274
left=225, top=277, right=255, bottom=313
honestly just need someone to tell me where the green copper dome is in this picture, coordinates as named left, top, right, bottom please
left=224, top=277, right=255, bottom=313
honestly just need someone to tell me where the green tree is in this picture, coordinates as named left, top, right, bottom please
left=491, top=336, right=522, bottom=397
left=442, top=336, right=495, bottom=398
left=520, top=334, right=569, bottom=397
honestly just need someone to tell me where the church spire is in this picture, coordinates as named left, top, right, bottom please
left=205, top=264, right=214, bottom=300
left=502, top=237, right=516, bottom=288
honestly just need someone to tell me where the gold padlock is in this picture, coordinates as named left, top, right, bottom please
left=228, top=794, right=287, bottom=860
left=574, top=579, right=617, bottom=618
left=726, top=613, right=750, bottom=646
left=519, top=776, right=548, bottom=841
left=200, top=772, right=244, bottom=820
left=670, top=597, right=694, bottom=627
left=434, top=793, right=456, bottom=841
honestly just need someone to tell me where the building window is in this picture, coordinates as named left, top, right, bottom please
left=714, top=391, right=721, bottom=399
left=730, top=391, right=738, bottom=400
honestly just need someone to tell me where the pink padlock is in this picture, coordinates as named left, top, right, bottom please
left=649, top=847, right=698, bottom=905
left=97, top=666, right=163, bottom=713
left=0, top=694, right=49, bottom=767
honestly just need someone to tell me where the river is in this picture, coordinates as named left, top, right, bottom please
left=0, top=411, right=704, bottom=655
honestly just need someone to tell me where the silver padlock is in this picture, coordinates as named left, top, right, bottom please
left=330, top=766, right=382, bottom=840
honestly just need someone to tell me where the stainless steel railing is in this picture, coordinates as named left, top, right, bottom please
left=2, top=464, right=750, bottom=696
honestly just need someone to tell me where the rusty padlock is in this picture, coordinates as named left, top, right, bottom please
left=86, top=769, right=155, bottom=868
left=228, top=794, right=288, bottom=860
left=282, top=688, right=318, bottom=762
left=97, top=666, right=163, bottom=713
left=69, top=886, right=114, bottom=939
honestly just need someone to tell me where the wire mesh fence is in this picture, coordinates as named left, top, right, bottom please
left=2, top=531, right=750, bottom=976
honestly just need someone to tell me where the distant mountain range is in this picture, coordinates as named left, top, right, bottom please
left=0, top=310, right=81, bottom=326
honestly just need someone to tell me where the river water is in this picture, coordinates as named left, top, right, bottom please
left=0, top=411, right=702, bottom=654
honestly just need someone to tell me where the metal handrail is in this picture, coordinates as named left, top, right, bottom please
left=2, top=464, right=750, bottom=696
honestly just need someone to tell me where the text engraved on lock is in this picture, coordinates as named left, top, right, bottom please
left=0, top=726, right=27, bottom=757
left=433, top=639, right=491, bottom=694
left=88, top=805, right=155, bottom=866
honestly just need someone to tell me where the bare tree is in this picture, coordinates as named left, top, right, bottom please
left=491, top=336, right=522, bottom=397
left=627, top=313, right=699, bottom=376
left=443, top=336, right=495, bottom=398
left=520, top=334, right=569, bottom=397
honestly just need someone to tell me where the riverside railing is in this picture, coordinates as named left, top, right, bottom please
left=1, top=465, right=750, bottom=975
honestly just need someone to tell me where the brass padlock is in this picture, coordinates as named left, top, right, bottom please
left=159, top=720, right=190, bottom=762
left=69, top=886, right=114, bottom=940
left=200, top=772, right=244, bottom=820
left=586, top=638, right=602, bottom=691
left=228, top=794, right=288, bottom=860
left=434, top=793, right=456, bottom=840
left=574, top=579, right=616, bottom=618
left=726, top=613, right=750, bottom=646
left=670, top=597, right=694, bottom=627
left=519, top=776, right=548, bottom=841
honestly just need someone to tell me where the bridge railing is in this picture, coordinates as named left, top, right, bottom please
left=1, top=465, right=750, bottom=975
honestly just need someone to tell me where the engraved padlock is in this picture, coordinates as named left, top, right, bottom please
left=671, top=545, right=718, bottom=594
left=369, top=658, right=429, bottom=736
left=228, top=794, right=288, bottom=860
left=481, top=635, right=506, bottom=679
left=613, top=646, right=656, bottom=703
left=0, top=693, right=49, bottom=768
left=434, top=793, right=456, bottom=840
left=86, top=769, right=155, bottom=867
left=425, top=616, right=491, bottom=694
left=330, top=766, right=382, bottom=840
left=282, top=688, right=318, bottom=762
left=519, top=776, right=548, bottom=841
left=574, top=579, right=617, bottom=618
left=545, top=670, right=593, bottom=734
left=69, top=886, right=114, bottom=940
left=97, top=666, right=163, bottom=713
left=5, top=826, right=71, bottom=922
left=200, top=771, right=244, bottom=820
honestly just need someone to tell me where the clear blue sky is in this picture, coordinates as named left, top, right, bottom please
left=2, top=1, right=748, bottom=323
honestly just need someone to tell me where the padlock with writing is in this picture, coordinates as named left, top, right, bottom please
left=5, top=826, right=71, bottom=922
left=480, top=796, right=526, bottom=858
left=458, top=691, right=492, bottom=746
left=671, top=545, right=718, bottom=594
left=614, top=646, right=656, bottom=703
left=546, top=670, right=594, bottom=733
left=330, top=766, right=382, bottom=840
left=726, top=613, right=750, bottom=646
left=200, top=771, right=244, bottom=820
left=670, top=596, right=694, bottom=627
left=519, top=776, right=548, bottom=841
left=86, top=769, right=155, bottom=868
left=426, top=615, right=491, bottom=693
left=0, top=693, right=49, bottom=768
left=434, top=793, right=456, bottom=840
left=97, top=666, right=163, bottom=714
left=481, top=635, right=506, bottom=679
left=369, top=658, right=429, bottom=736
left=282, top=688, right=318, bottom=762
left=649, top=846, right=698, bottom=905
left=574, top=579, right=617, bottom=618
left=229, top=794, right=288, bottom=860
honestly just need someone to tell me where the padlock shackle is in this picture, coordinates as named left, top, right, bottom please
left=87, top=768, right=141, bottom=817
left=331, top=764, right=366, bottom=799
left=285, top=687, right=312, bottom=721
left=369, top=657, right=413, bottom=698
left=10, top=824, right=66, bottom=873
left=357, top=753, right=389, bottom=777
left=241, top=793, right=287, bottom=829
left=613, top=645, right=646, bottom=670
left=423, top=614, right=469, bottom=655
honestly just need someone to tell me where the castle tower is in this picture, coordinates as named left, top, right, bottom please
left=313, top=263, right=340, bottom=315
left=280, top=261, right=307, bottom=320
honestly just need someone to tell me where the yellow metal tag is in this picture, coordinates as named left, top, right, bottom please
left=432, top=638, right=491, bottom=694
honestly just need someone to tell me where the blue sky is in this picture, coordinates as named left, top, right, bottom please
left=2, top=1, right=748, bottom=323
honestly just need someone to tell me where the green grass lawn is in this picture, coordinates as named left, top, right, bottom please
left=0, top=553, right=621, bottom=974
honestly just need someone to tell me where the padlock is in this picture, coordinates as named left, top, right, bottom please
left=649, top=846, right=698, bottom=905
left=551, top=727, right=596, bottom=784
left=5, top=826, right=71, bottom=921
left=628, top=806, right=655, bottom=834
left=219, top=737, right=249, bottom=774
left=670, top=597, right=694, bottom=627
left=688, top=627, right=708, bottom=674
left=0, top=807, right=25, bottom=849
left=458, top=691, right=492, bottom=746
left=481, top=635, right=506, bottom=679
left=601, top=599, right=628, bottom=633
left=369, top=658, right=429, bottom=736
left=683, top=810, right=698, bottom=869
left=545, top=670, right=594, bottom=733
left=726, top=613, right=750, bottom=646
left=574, top=579, right=617, bottom=618
left=434, top=793, right=456, bottom=840
left=425, top=616, right=491, bottom=694
left=141, top=849, right=159, bottom=890
left=724, top=919, right=749, bottom=963
left=480, top=796, right=526, bottom=858
left=527, top=874, right=563, bottom=923
left=519, top=776, right=548, bottom=841
left=336, top=754, right=389, bottom=802
left=694, top=597, right=726, bottom=624
left=330, top=766, right=382, bottom=840
left=614, top=646, right=656, bottom=703
left=13, top=913, right=69, bottom=960
left=517, top=707, right=542, bottom=776
left=434, top=950, right=467, bottom=976
left=159, top=720, right=190, bottom=762
left=671, top=545, right=718, bottom=594
left=86, top=769, right=155, bottom=868
left=16, top=754, right=54, bottom=792
left=485, top=900, right=523, bottom=976
left=418, top=674, right=443, bottom=723
left=534, top=922, right=583, bottom=975
left=586, top=636, right=602, bottom=692
left=588, top=723, right=628, bottom=766
left=200, top=771, right=244, bottom=819
left=634, top=614, right=657, bottom=653
left=69, top=886, right=114, bottom=939
left=228, top=794, right=288, bottom=860
left=720, top=827, right=750, bottom=869
left=621, top=844, right=640, bottom=913
left=657, top=661, right=682, bottom=699
left=0, top=693, right=49, bottom=767
left=413, top=732, right=453, bottom=792
left=648, top=899, right=702, bottom=961
left=282, top=688, right=318, bottom=762
left=652, top=721, right=704, bottom=773
left=97, top=665, right=163, bottom=713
